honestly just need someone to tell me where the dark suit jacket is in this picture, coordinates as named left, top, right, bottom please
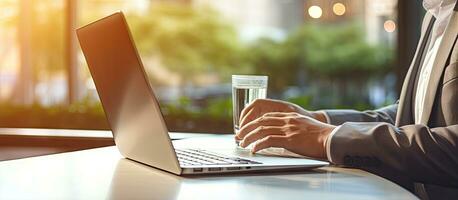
left=322, top=5, right=458, bottom=198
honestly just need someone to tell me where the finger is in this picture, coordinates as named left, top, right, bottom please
left=239, top=99, right=270, bottom=127
left=236, top=117, right=285, bottom=139
left=240, top=126, right=285, bottom=148
left=251, top=135, right=286, bottom=153
left=239, top=99, right=263, bottom=123
left=240, top=113, right=299, bottom=136
left=239, top=99, right=299, bottom=128
left=239, top=108, right=256, bottom=128
left=239, top=110, right=287, bottom=127
left=262, top=112, right=299, bottom=118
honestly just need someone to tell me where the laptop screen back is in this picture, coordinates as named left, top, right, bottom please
left=77, top=12, right=181, bottom=174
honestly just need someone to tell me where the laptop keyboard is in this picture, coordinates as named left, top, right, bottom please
left=176, top=149, right=262, bottom=166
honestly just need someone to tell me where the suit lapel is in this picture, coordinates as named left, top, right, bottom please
left=421, top=10, right=458, bottom=124
left=396, top=13, right=435, bottom=126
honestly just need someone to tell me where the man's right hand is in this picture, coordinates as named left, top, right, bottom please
left=237, top=99, right=327, bottom=140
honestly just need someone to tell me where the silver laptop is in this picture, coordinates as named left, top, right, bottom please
left=77, top=12, right=328, bottom=175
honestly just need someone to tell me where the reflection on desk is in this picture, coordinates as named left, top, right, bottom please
left=0, top=140, right=417, bottom=200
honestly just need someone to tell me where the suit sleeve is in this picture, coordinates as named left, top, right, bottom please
left=321, top=103, right=398, bottom=125
left=329, top=122, right=458, bottom=187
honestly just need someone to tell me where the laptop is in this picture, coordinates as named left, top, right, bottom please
left=77, top=11, right=328, bottom=175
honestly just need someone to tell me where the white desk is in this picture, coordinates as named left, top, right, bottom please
left=0, top=135, right=417, bottom=200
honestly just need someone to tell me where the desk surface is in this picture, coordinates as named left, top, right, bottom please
left=0, top=134, right=417, bottom=200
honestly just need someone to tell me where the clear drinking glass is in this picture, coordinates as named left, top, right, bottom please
left=232, top=75, right=268, bottom=145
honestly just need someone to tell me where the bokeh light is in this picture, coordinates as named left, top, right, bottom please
left=384, top=20, right=396, bottom=32
left=308, top=6, right=323, bottom=19
left=333, top=3, right=346, bottom=16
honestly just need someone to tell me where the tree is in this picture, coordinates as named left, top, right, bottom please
left=289, top=23, right=394, bottom=106
left=128, top=3, right=247, bottom=87
left=285, top=23, right=393, bottom=79
left=10, top=0, right=65, bottom=105
left=247, top=23, right=394, bottom=108
left=245, top=38, right=296, bottom=95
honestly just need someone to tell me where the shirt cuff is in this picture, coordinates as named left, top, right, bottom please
left=321, top=111, right=332, bottom=124
left=326, top=125, right=341, bottom=163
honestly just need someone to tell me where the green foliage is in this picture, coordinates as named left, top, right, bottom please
left=0, top=103, right=109, bottom=130
left=157, top=97, right=232, bottom=133
left=245, top=38, right=294, bottom=93
left=161, top=96, right=232, bottom=120
left=245, top=22, right=395, bottom=108
left=284, top=23, right=394, bottom=79
left=110, top=7, right=394, bottom=91
left=161, top=96, right=195, bottom=117
left=0, top=3, right=394, bottom=131
left=245, top=22, right=394, bottom=96
left=286, top=96, right=312, bottom=109
left=204, top=98, right=232, bottom=119
left=128, top=3, right=247, bottom=82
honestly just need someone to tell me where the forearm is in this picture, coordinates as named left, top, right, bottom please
left=320, top=104, right=398, bottom=125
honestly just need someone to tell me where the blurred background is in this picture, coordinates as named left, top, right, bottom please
left=0, top=0, right=424, bottom=133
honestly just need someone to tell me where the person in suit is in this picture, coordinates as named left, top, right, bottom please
left=236, top=0, right=458, bottom=198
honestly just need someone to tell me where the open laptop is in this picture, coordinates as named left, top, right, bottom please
left=77, top=12, right=328, bottom=175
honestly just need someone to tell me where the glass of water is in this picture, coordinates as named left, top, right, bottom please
left=232, top=75, right=268, bottom=145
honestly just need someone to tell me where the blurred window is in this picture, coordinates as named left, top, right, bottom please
left=0, top=0, right=402, bottom=133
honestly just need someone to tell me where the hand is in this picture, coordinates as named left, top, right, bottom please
left=236, top=112, right=335, bottom=160
left=238, top=99, right=327, bottom=137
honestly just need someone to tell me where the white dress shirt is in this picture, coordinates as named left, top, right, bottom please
left=414, top=0, right=455, bottom=123
left=325, top=0, right=456, bottom=163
